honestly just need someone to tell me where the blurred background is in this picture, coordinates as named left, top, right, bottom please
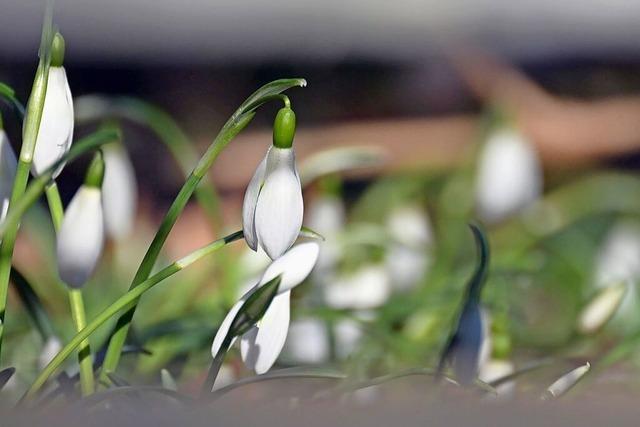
left=3, top=0, right=640, bottom=401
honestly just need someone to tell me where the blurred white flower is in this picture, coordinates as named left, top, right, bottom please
left=543, top=363, right=590, bottom=399
left=385, top=205, right=433, bottom=292
left=593, top=222, right=640, bottom=330
left=308, top=195, right=345, bottom=273
left=30, top=66, right=74, bottom=178
left=578, top=283, right=627, bottom=335
left=479, top=359, right=515, bottom=399
left=243, top=146, right=303, bottom=260
left=475, top=127, right=542, bottom=223
left=283, top=317, right=330, bottom=364
left=56, top=186, right=105, bottom=287
left=211, top=242, right=319, bottom=374
left=324, top=265, right=391, bottom=310
left=38, top=336, right=62, bottom=370
left=334, top=317, right=364, bottom=359
left=102, top=143, right=137, bottom=240
left=0, top=130, right=17, bottom=224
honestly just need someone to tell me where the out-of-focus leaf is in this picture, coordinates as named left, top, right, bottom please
left=299, top=226, right=325, bottom=241
left=488, top=358, right=554, bottom=388
left=160, top=369, right=177, bottom=391
left=106, top=372, right=130, bottom=388
left=0, top=82, right=26, bottom=121
left=299, top=146, right=386, bottom=186
left=0, top=367, right=15, bottom=390
left=10, top=267, right=56, bottom=341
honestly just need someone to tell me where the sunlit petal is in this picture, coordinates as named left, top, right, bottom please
left=56, top=187, right=104, bottom=287
left=258, top=242, right=319, bottom=293
left=255, top=147, right=303, bottom=259
left=240, top=291, right=291, bottom=374
left=31, top=67, right=74, bottom=178
left=210, top=299, right=243, bottom=357
left=242, top=149, right=269, bottom=251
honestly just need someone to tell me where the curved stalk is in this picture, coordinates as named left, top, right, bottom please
left=23, top=230, right=244, bottom=401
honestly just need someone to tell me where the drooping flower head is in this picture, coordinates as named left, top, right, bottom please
left=31, top=32, right=74, bottom=178
left=102, top=141, right=137, bottom=240
left=0, top=116, right=17, bottom=224
left=243, top=104, right=303, bottom=260
left=211, top=242, right=320, bottom=374
left=56, top=151, right=105, bottom=288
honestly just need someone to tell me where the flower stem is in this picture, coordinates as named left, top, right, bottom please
left=0, top=3, right=53, bottom=359
left=45, top=182, right=94, bottom=396
left=22, top=230, right=244, bottom=401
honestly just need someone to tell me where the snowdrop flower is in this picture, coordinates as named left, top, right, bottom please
left=593, top=222, right=640, bottom=330
left=0, top=120, right=17, bottom=224
left=102, top=142, right=137, bottom=240
left=56, top=152, right=105, bottom=287
left=30, top=32, right=74, bottom=178
left=211, top=242, right=320, bottom=374
left=243, top=105, right=303, bottom=260
left=475, top=126, right=542, bottom=223
left=324, top=265, right=391, bottom=310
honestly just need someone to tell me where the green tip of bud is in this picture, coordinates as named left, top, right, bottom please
left=273, top=106, right=296, bottom=149
left=51, top=32, right=66, bottom=67
left=84, top=150, right=105, bottom=188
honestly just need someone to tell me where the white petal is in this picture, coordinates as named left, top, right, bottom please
left=210, top=299, right=243, bottom=357
left=578, top=283, right=627, bottom=334
left=102, top=143, right=137, bottom=240
left=255, top=147, right=303, bottom=259
left=0, top=131, right=17, bottom=224
left=31, top=67, right=74, bottom=178
left=242, top=149, right=269, bottom=251
left=56, top=187, right=104, bottom=287
left=475, top=128, right=542, bottom=223
left=258, top=242, right=320, bottom=293
left=386, top=205, right=433, bottom=247
left=240, top=291, right=291, bottom=374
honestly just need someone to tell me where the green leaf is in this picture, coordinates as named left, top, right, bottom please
left=10, top=267, right=56, bottom=341
left=229, top=275, right=282, bottom=337
left=299, top=226, right=326, bottom=241
left=238, top=78, right=307, bottom=115
left=0, top=82, right=26, bottom=121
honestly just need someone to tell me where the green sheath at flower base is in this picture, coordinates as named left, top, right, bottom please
left=84, top=151, right=105, bottom=188
left=272, top=106, right=296, bottom=149
left=50, top=32, right=65, bottom=67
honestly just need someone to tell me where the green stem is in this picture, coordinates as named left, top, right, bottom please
left=0, top=30, right=54, bottom=361
left=199, top=336, right=231, bottom=397
left=23, top=230, right=244, bottom=401
left=45, top=183, right=94, bottom=396
left=68, top=289, right=93, bottom=395
left=100, top=78, right=305, bottom=383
